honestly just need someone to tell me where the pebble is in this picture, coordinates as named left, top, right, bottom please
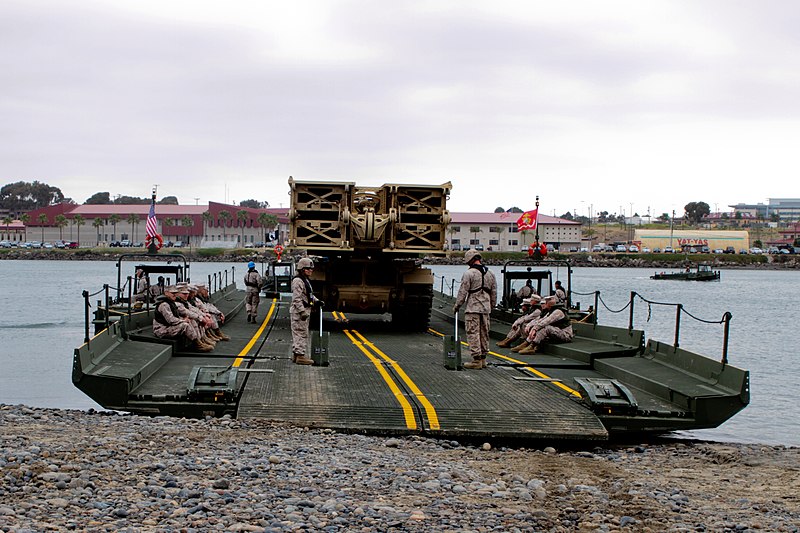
left=1, top=404, right=799, bottom=531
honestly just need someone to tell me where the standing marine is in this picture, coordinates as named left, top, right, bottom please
left=452, top=249, right=498, bottom=369
left=243, top=261, right=263, bottom=323
left=290, top=257, right=317, bottom=365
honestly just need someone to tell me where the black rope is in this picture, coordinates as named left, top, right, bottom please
left=597, top=294, right=630, bottom=314
left=86, top=287, right=107, bottom=297
left=632, top=292, right=727, bottom=324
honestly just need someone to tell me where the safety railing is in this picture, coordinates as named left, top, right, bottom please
left=433, top=273, right=734, bottom=365
left=571, top=289, right=733, bottom=365
left=82, top=265, right=237, bottom=347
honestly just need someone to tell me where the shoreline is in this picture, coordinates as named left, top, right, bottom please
left=1, top=404, right=798, bottom=531
left=2, top=249, right=799, bottom=270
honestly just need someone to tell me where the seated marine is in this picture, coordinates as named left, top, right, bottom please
left=512, top=296, right=574, bottom=355
left=152, top=285, right=213, bottom=352
left=496, top=295, right=542, bottom=348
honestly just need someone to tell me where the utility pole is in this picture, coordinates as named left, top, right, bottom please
left=670, top=209, right=675, bottom=249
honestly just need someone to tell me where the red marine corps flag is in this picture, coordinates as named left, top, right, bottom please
left=517, top=208, right=538, bottom=232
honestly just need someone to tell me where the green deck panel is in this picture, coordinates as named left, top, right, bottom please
left=237, top=309, right=607, bottom=439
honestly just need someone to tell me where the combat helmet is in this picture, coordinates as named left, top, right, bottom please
left=464, top=249, right=481, bottom=264
left=297, top=257, right=314, bottom=270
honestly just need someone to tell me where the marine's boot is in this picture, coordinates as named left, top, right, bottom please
left=207, top=330, right=222, bottom=341
left=496, top=338, right=513, bottom=348
left=481, top=355, right=488, bottom=368
left=193, top=340, right=213, bottom=353
left=294, top=354, right=314, bottom=365
left=510, top=341, right=530, bottom=353
left=201, top=334, right=217, bottom=347
left=215, top=328, right=231, bottom=341
left=251, top=315, right=258, bottom=324
left=463, top=356, right=483, bottom=370
left=518, top=343, right=538, bottom=355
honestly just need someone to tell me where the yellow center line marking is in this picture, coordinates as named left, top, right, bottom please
left=233, top=298, right=277, bottom=368
left=352, top=330, right=441, bottom=431
left=344, top=329, right=417, bottom=430
left=427, top=327, right=582, bottom=398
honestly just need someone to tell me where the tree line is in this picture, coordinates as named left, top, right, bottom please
left=0, top=180, right=273, bottom=217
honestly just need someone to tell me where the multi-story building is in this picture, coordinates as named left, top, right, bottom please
left=21, top=203, right=581, bottom=252
left=730, top=198, right=800, bottom=223
left=447, top=212, right=581, bottom=252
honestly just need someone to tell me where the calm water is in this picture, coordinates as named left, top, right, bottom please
left=1, top=260, right=798, bottom=446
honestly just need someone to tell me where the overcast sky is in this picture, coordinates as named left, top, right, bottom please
left=2, top=0, right=798, bottom=218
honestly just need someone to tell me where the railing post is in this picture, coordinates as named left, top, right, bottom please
left=593, top=291, right=599, bottom=325
left=628, top=291, right=636, bottom=332
left=674, top=304, right=682, bottom=349
left=83, top=290, right=90, bottom=345
left=103, top=284, right=110, bottom=330
left=208, top=274, right=212, bottom=295
left=127, top=276, right=133, bottom=315
left=721, top=311, right=732, bottom=365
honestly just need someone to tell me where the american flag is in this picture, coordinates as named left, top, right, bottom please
left=145, top=201, right=159, bottom=238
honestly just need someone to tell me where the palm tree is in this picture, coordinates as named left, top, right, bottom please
left=202, top=211, right=213, bottom=243
left=218, top=210, right=232, bottom=242
left=258, top=212, right=278, bottom=244
left=20, top=214, right=30, bottom=242
left=447, top=226, right=457, bottom=251
left=495, top=226, right=505, bottom=251
left=109, top=213, right=121, bottom=241
left=127, top=213, right=140, bottom=241
left=73, top=214, right=85, bottom=245
left=92, top=217, right=104, bottom=246
left=38, top=213, right=48, bottom=242
left=236, top=209, right=249, bottom=247
left=469, top=226, right=480, bottom=249
left=163, top=218, right=174, bottom=243
left=55, top=214, right=68, bottom=241
left=181, top=215, right=194, bottom=247
left=2, top=216, right=12, bottom=241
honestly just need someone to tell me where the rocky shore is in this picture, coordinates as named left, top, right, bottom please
left=2, top=405, right=798, bottom=532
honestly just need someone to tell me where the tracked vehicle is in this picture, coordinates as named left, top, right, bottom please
left=287, top=177, right=451, bottom=331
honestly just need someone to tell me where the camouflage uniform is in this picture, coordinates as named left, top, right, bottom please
left=244, top=268, right=263, bottom=321
left=508, top=308, right=541, bottom=341
left=453, top=264, right=497, bottom=358
left=290, top=275, right=313, bottom=357
left=526, top=307, right=574, bottom=346
left=554, top=283, right=567, bottom=305
left=152, top=296, right=201, bottom=341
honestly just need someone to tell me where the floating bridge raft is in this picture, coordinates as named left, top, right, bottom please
left=73, top=285, right=749, bottom=441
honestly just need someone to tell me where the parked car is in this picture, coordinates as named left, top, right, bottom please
left=474, top=244, right=484, bottom=251
left=749, top=247, right=763, bottom=254
left=66, top=242, right=79, bottom=249
left=700, top=246, right=710, bottom=254
left=0, top=240, right=11, bottom=248
left=664, top=246, right=674, bottom=253
left=713, top=249, right=724, bottom=254
left=641, top=247, right=650, bottom=253
left=615, top=244, right=627, bottom=252
left=43, top=242, right=54, bottom=249
left=120, top=239, right=131, bottom=247
left=628, top=245, right=639, bottom=253
left=768, top=247, right=780, bottom=254
left=724, top=246, right=736, bottom=254
left=591, top=244, right=602, bottom=252
left=579, top=247, right=589, bottom=252
left=652, top=247, right=661, bottom=253
left=173, top=241, right=184, bottom=248
left=30, top=241, right=42, bottom=248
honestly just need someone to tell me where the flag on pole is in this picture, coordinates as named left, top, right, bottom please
left=517, top=208, right=538, bottom=232
left=145, top=201, right=159, bottom=238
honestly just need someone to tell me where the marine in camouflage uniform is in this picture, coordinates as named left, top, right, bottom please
left=496, top=295, right=542, bottom=348
left=152, top=286, right=212, bottom=352
left=516, top=296, right=574, bottom=355
left=174, top=283, right=216, bottom=349
left=453, top=249, right=497, bottom=369
left=244, top=262, right=263, bottom=323
left=290, top=257, right=316, bottom=365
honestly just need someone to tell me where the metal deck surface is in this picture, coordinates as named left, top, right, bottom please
left=236, top=305, right=608, bottom=439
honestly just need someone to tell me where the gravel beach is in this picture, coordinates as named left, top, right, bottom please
left=2, top=405, right=799, bottom=532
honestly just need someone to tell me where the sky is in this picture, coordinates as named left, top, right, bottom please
left=2, top=0, right=799, bottom=219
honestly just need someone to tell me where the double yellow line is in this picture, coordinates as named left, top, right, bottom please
left=344, top=329, right=440, bottom=431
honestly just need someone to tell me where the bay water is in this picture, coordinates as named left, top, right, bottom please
left=1, top=259, right=797, bottom=446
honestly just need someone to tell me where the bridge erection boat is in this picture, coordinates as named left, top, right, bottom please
left=651, top=263, right=721, bottom=281
left=72, top=182, right=748, bottom=441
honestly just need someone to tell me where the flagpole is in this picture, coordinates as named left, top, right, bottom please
left=534, top=196, right=540, bottom=244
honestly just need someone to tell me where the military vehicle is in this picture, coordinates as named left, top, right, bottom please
left=286, top=177, right=451, bottom=331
